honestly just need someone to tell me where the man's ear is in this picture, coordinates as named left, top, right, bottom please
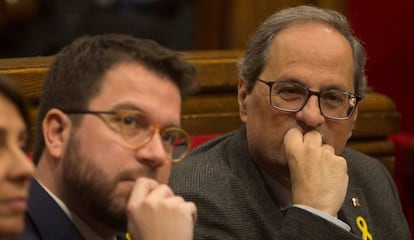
left=42, top=108, right=73, bottom=159
left=238, top=78, right=248, bottom=122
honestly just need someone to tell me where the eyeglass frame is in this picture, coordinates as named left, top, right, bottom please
left=63, top=109, right=192, bottom=163
left=256, top=79, right=362, bottom=120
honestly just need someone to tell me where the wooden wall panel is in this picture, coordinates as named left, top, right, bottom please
left=194, top=0, right=347, bottom=49
left=0, top=49, right=399, bottom=175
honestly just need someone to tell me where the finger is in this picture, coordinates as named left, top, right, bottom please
left=284, top=128, right=304, bottom=150
left=129, top=177, right=159, bottom=206
left=303, top=130, right=323, bottom=147
left=187, top=201, right=198, bottom=224
left=146, top=184, right=175, bottom=202
left=321, top=143, right=335, bottom=154
left=164, top=197, right=197, bottom=224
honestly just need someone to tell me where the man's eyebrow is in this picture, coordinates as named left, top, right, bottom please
left=275, top=77, right=307, bottom=87
left=276, top=77, right=350, bottom=92
left=320, top=84, right=349, bottom=92
left=108, top=103, right=180, bottom=127
left=109, top=103, right=143, bottom=112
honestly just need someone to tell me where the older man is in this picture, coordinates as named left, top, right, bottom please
left=170, top=5, right=411, bottom=240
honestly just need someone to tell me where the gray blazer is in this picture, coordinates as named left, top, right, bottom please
left=170, top=126, right=411, bottom=239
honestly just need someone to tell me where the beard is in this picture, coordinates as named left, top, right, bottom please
left=60, top=132, right=131, bottom=232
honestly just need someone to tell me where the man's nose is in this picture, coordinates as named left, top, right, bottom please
left=135, top=132, right=170, bottom=168
left=295, top=95, right=325, bottom=127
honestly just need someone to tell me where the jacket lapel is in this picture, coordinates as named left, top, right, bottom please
left=26, top=179, right=84, bottom=240
left=340, top=186, right=374, bottom=239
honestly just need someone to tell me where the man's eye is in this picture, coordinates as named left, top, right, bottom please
left=121, top=114, right=150, bottom=129
left=275, top=85, right=306, bottom=100
left=323, top=92, right=345, bottom=103
left=279, top=87, right=302, bottom=95
left=122, top=116, right=136, bottom=126
left=162, top=132, right=176, bottom=145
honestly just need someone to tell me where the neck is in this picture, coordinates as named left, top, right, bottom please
left=260, top=164, right=292, bottom=189
left=71, top=210, right=118, bottom=239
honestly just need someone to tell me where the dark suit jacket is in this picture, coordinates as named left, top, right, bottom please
left=17, top=180, right=127, bottom=240
left=170, top=126, right=411, bottom=239
left=17, top=179, right=84, bottom=240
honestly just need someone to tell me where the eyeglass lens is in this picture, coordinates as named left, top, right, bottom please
left=270, top=82, right=357, bottom=119
left=119, top=112, right=190, bottom=161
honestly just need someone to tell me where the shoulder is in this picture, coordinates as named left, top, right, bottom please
left=343, top=147, right=390, bottom=175
left=169, top=127, right=256, bottom=199
left=343, top=147, right=398, bottom=194
left=171, top=129, right=244, bottom=180
left=22, top=180, right=84, bottom=240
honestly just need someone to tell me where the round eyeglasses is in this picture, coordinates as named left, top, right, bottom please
left=64, top=110, right=192, bottom=163
left=256, top=79, right=362, bottom=120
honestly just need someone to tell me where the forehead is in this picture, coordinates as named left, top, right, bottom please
left=89, top=62, right=182, bottom=124
left=264, top=22, right=354, bottom=90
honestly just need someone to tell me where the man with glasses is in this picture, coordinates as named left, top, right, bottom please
left=170, top=5, right=411, bottom=239
left=19, top=34, right=199, bottom=240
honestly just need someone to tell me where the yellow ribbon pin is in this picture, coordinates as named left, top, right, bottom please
left=356, top=216, right=373, bottom=240
left=125, top=232, right=132, bottom=240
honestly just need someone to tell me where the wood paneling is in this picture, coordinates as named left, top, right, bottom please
left=0, top=49, right=399, bottom=174
left=194, top=0, right=347, bottom=49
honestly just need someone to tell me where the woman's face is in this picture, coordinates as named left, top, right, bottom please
left=0, top=94, right=34, bottom=239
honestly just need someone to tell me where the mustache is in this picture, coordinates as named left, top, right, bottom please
left=116, top=169, right=157, bottom=182
left=296, top=125, right=327, bottom=144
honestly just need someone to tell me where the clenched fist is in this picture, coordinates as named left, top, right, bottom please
left=126, top=178, right=197, bottom=240
left=284, top=128, right=348, bottom=216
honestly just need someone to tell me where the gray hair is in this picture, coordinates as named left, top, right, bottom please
left=238, top=5, right=367, bottom=97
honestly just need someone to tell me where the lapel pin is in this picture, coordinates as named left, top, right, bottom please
left=356, top=216, right=373, bottom=240
left=352, top=197, right=361, bottom=207
left=125, top=233, right=132, bottom=240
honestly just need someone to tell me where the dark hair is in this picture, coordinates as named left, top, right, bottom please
left=238, top=5, right=367, bottom=97
left=0, top=75, right=31, bottom=150
left=33, top=34, right=198, bottom=164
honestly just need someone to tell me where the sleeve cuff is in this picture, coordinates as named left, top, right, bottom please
left=293, top=204, right=351, bottom=231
